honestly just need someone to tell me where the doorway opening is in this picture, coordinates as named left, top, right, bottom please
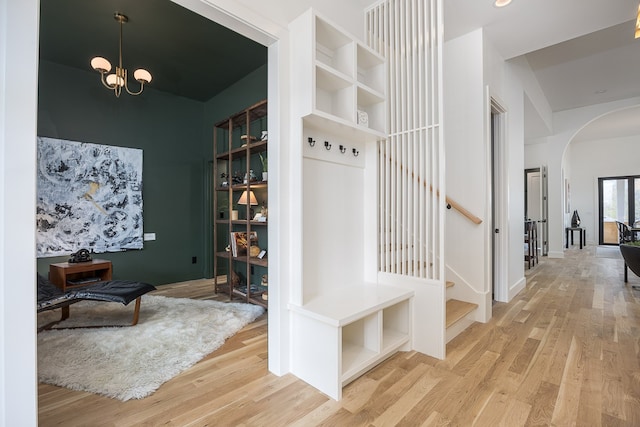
left=525, top=167, right=548, bottom=257
left=598, top=175, right=640, bottom=245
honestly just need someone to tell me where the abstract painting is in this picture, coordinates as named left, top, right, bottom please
left=36, top=137, right=143, bottom=257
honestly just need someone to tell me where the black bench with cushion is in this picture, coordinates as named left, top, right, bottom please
left=37, top=274, right=156, bottom=331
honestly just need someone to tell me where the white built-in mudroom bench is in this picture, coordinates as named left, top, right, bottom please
left=287, top=9, right=414, bottom=400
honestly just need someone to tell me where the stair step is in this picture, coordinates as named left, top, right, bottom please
left=446, top=299, right=478, bottom=328
left=446, top=281, right=454, bottom=288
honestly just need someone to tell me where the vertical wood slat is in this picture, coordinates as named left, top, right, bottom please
left=367, top=0, right=441, bottom=280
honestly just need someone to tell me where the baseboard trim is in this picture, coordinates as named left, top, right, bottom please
left=547, top=251, right=565, bottom=259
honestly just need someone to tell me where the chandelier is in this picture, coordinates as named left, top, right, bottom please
left=90, top=12, right=152, bottom=97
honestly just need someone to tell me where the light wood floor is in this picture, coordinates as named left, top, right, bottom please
left=38, top=246, right=640, bottom=426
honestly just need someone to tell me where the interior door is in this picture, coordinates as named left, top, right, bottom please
left=541, top=166, right=549, bottom=255
left=525, top=167, right=548, bottom=256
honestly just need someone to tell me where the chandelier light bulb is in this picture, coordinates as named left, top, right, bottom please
left=91, top=57, right=112, bottom=73
left=106, top=74, right=124, bottom=87
left=133, top=69, right=152, bottom=84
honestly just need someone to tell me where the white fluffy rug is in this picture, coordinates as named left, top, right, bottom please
left=37, top=295, right=265, bottom=401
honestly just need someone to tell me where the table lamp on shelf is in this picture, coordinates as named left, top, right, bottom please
left=238, top=190, right=258, bottom=218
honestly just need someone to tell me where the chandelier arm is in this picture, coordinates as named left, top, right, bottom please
left=124, top=81, right=145, bottom=96
left=99, top=72, right=116, bottom=90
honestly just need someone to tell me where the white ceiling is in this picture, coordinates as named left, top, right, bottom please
left=443, top=0, right=640, bottom=142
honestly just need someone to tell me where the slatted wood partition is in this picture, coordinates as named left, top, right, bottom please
left=366, top=0, right=443, bottom=280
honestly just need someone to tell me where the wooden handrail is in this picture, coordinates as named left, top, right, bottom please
left=383, top=152, right=483, bottom=225
left=427, top=184, right=482, bottom=225
left=445, top=195, right=483, bottom=225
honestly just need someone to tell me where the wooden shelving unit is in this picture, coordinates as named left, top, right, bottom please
left=213, top=99, right=268, bottom=308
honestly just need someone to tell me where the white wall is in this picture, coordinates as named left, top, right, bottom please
left=444, top=27, right=528, bottom=309
left=567, top=135, right=640, bottom=245
left=0, top=0, right=39, bottom=425
left=444, top=30, right=486, bottom=292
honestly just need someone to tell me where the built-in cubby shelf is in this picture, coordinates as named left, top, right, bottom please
left=290, top=9, right=387, bottom=139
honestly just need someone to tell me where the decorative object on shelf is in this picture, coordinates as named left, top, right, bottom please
left=232, top=171, right=243, bottom=185
left=230, top=270, right=242, bottom=288
left=220, top=173, right=229, bottom=187
left=307, top=137, right=316, bottom=147
left=231, top=210, right=239, bottom=221
left=90, top=12, right=152, bottom=98
left=238, top=190, right=259, bottom=218
left=240, top=135, right=258, bottom=146
left=261, top=131, right=268, bottom=141
left=257, top=250, right=267, bottom=259
left=357, top=109, right=369, bottom=127
left=352, top=148, right=359, bottom=157
left=324, top=140, right=332, bottom=150
left=230, top=231, right=259, bottom=257
left=339, top=145, right=346, bottom=153
left=259, top=153, right=268, bottom=181
left=243, top=169, right=257, bottom=184
left=249, top=245, right=262, bottom=257
left=261, top=205, right=268, bottom=219
left=571, top=210, right=581, bottom=227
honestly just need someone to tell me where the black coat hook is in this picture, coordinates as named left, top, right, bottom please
left=352, top=148, right=359, bottom=157
left=324, top=141, right=332, bottom=150
left=339, top=145, right=346, bottom=153
left=307, top=137, right=315, bottom=147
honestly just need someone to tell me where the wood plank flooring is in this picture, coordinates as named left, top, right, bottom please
left=38, top=247, right=640, bottom=426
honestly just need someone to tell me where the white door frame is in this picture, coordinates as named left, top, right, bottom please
left=487, top=90, right=509, bottom=303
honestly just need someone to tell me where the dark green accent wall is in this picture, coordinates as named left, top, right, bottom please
left=36, top=60, right=267, bottom=286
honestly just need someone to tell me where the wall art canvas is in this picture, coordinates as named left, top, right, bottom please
left=36, top=137, right=143, bottom=257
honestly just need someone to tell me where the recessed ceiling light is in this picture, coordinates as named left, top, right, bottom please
left=494, top=0, right=512, bottom=7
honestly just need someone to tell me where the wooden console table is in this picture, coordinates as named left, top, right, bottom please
left=49, top=259, right=113, bottom=319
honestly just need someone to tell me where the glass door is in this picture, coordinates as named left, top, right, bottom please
left=598, top=176, right=640, bottom=245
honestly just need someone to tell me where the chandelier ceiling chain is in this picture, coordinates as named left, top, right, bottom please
left=91, top=12, right=152, bottom=97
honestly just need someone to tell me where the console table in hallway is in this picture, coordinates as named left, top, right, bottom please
left=565, top=226, right=586, bottom=249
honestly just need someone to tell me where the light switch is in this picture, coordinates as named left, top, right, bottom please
left=144, top=233, right=156, bottom=241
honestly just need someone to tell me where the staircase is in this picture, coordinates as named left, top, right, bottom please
left=445, top=281, right=478, bottom=343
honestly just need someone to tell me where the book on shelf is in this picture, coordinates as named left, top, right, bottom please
left=230, top=231, right=259, bottom=257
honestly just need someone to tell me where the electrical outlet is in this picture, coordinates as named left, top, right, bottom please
left=192, top=256, right=197, bottom=264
